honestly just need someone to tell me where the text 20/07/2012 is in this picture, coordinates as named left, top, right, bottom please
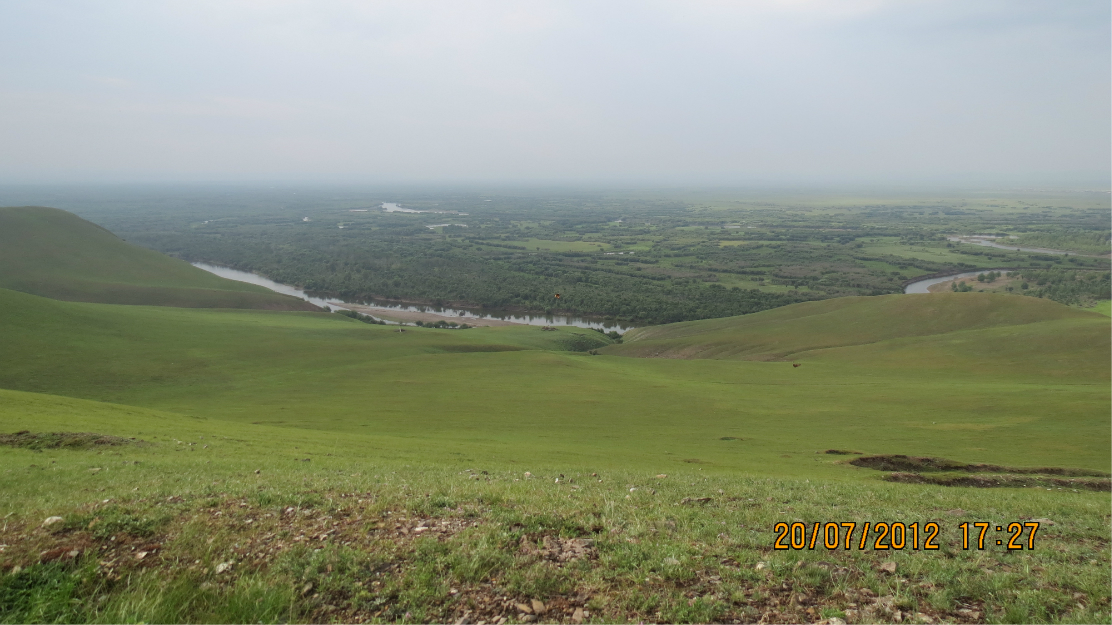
left=773, top=521, right=1041, bottom=551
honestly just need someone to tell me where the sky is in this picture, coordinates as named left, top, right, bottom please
left=0, top=1, right=1108, bottom=186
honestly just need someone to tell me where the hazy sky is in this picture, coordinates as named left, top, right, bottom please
left=0, top=1, right=1108, bottom=185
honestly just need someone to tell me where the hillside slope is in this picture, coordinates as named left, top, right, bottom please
left=0, top=206, right=316, bottom=310
left=0, top=286, right=1106, bottom=473
left=604, top=292, right=1104, bottom=361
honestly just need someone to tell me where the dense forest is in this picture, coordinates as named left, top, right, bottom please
left=24, top=187, right=1111, bottom=325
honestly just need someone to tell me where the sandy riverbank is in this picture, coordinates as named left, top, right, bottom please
left=339, top=303, right=525, bottom=327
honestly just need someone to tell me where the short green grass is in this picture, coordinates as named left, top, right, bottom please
left=0, top=206, right=313, bottom=310
left=0, top=277, right=1108, bottom=622
left=1, top=288, right=1107, bottom=474
left=1, top=389, right=1108, bottom=624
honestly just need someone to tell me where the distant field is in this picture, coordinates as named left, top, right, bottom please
left=511, top=238, right=611, bottom=252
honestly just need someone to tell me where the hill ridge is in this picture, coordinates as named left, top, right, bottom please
left=0, top=206, right=317, bottom=311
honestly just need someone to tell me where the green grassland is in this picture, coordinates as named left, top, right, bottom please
left=1, top=287, right=1107, bottom=474
left=0, top=207, right=315, bottom=311
left=0, top=201, right=1109, bottom=623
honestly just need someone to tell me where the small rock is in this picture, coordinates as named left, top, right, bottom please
left=879, top=561, right=897, bottom=574
left=41, top=516, right=64, bottom=529
left=254, top=469, right=260, bottom=474
left=214, top=561, right=233, bottom=574
left=655, top=474, right=667, bottom=479
left=521, top=616, right=536, bottom=623
left=454, top=616, right=470, bottom=625
left=523, top=472, right=532, bottom=478
left=915, top=613, right=934, bottom=623
left=515, top=603, right=533, bottom=614
left=827, top=618, right=847, bottom=625
left=531, top=599, right=546, bottom=615
left=663, top=557, right=680, bottom=566
left=572, top=607, right=585, bottom=624
left=301, top=582, right=313, bottom=596
left=755, top=561, right=767, bottom=571
left=136, top=551, right=148, bottom=560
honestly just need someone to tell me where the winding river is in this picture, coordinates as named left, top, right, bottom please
left=193, top=263, right=633, bottom=332
left=947, top=236, right=1074, bottom=256
left=903, top=270, right=1011, bottom=294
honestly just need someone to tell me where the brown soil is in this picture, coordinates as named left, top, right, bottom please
left=0, top=431, right=139, bottom=450
left=849, top=455, right=1109, bottom=477
left=885, top=472, right=1111, bottom=492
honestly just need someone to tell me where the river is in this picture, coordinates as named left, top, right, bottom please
left=192, top=263, right=633, bottom=332
left=948, top=236, right=1074, bottom=256
left=904, top=270, right=1012, bottom=294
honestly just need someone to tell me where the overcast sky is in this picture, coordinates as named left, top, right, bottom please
left=0, top=1, right=1107, bottom=185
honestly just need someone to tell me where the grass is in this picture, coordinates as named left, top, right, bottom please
left=0, top=262, right=1108, bottom=621
left=0, top=206, right=314, bottom=310
left=0, top=287, right=1107, bottom=474
left=1087, top=300, right=1112, bottom=317
left=511, top=239, right=611, bottom=252
left=1, top=390, right=1109, bottom=624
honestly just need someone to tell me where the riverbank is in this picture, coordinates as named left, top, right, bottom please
left=192, top=263, right=632, bottom=332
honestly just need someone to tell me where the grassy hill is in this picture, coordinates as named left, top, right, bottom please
left=603, top=293, right=1105, bottom=363
left=0, top=284, right=1108, bottom=622
left=0, top=286, right=1105, bottom=473
left=0, top=206, right=316, bottom=310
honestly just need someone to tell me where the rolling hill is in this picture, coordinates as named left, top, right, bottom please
left=603, top=292, right=1107, bottom=366
left=0, top=206, right=317, bottom=310
left=0, top=261, right=1108, bottom=622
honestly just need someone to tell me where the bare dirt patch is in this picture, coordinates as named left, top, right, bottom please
left=0, top=431, right=140, bottom=451
left=885, top=472, right=1111, bottom=492
left=849, top=454, right=1109, bottom=477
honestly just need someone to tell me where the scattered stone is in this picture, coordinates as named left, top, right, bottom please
left=879, top=561, right=897, bottom=574
left=214, top=561, right=233, bottom=574
left=755, top=562, right=767, bottom=571
left=301, top=582, right=313, bottom=596
left=827, top=618, right=847, bottom=625
left=523, top=472, right=532, bottom=478
left=655, top=474, right=667, bottom=479
left=531, top=599, right=546, bottom=615
left=254, top=469, right=260, bottom=474
left=454, top=616, right=470, bottom=625
left=572, top=607, right=585, bottom=624
left=521, top=616, right=536, bottom=623
left=515, top=603, right=533, bottom=615
left=679, top=497, right=713, bottom=505
left=663, top=557, right=680, bottom=566
left=41, top=516, right=64, bottom=529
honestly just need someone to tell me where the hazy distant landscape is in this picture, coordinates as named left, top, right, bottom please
left=1, top=1, right=1109, bottom=623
